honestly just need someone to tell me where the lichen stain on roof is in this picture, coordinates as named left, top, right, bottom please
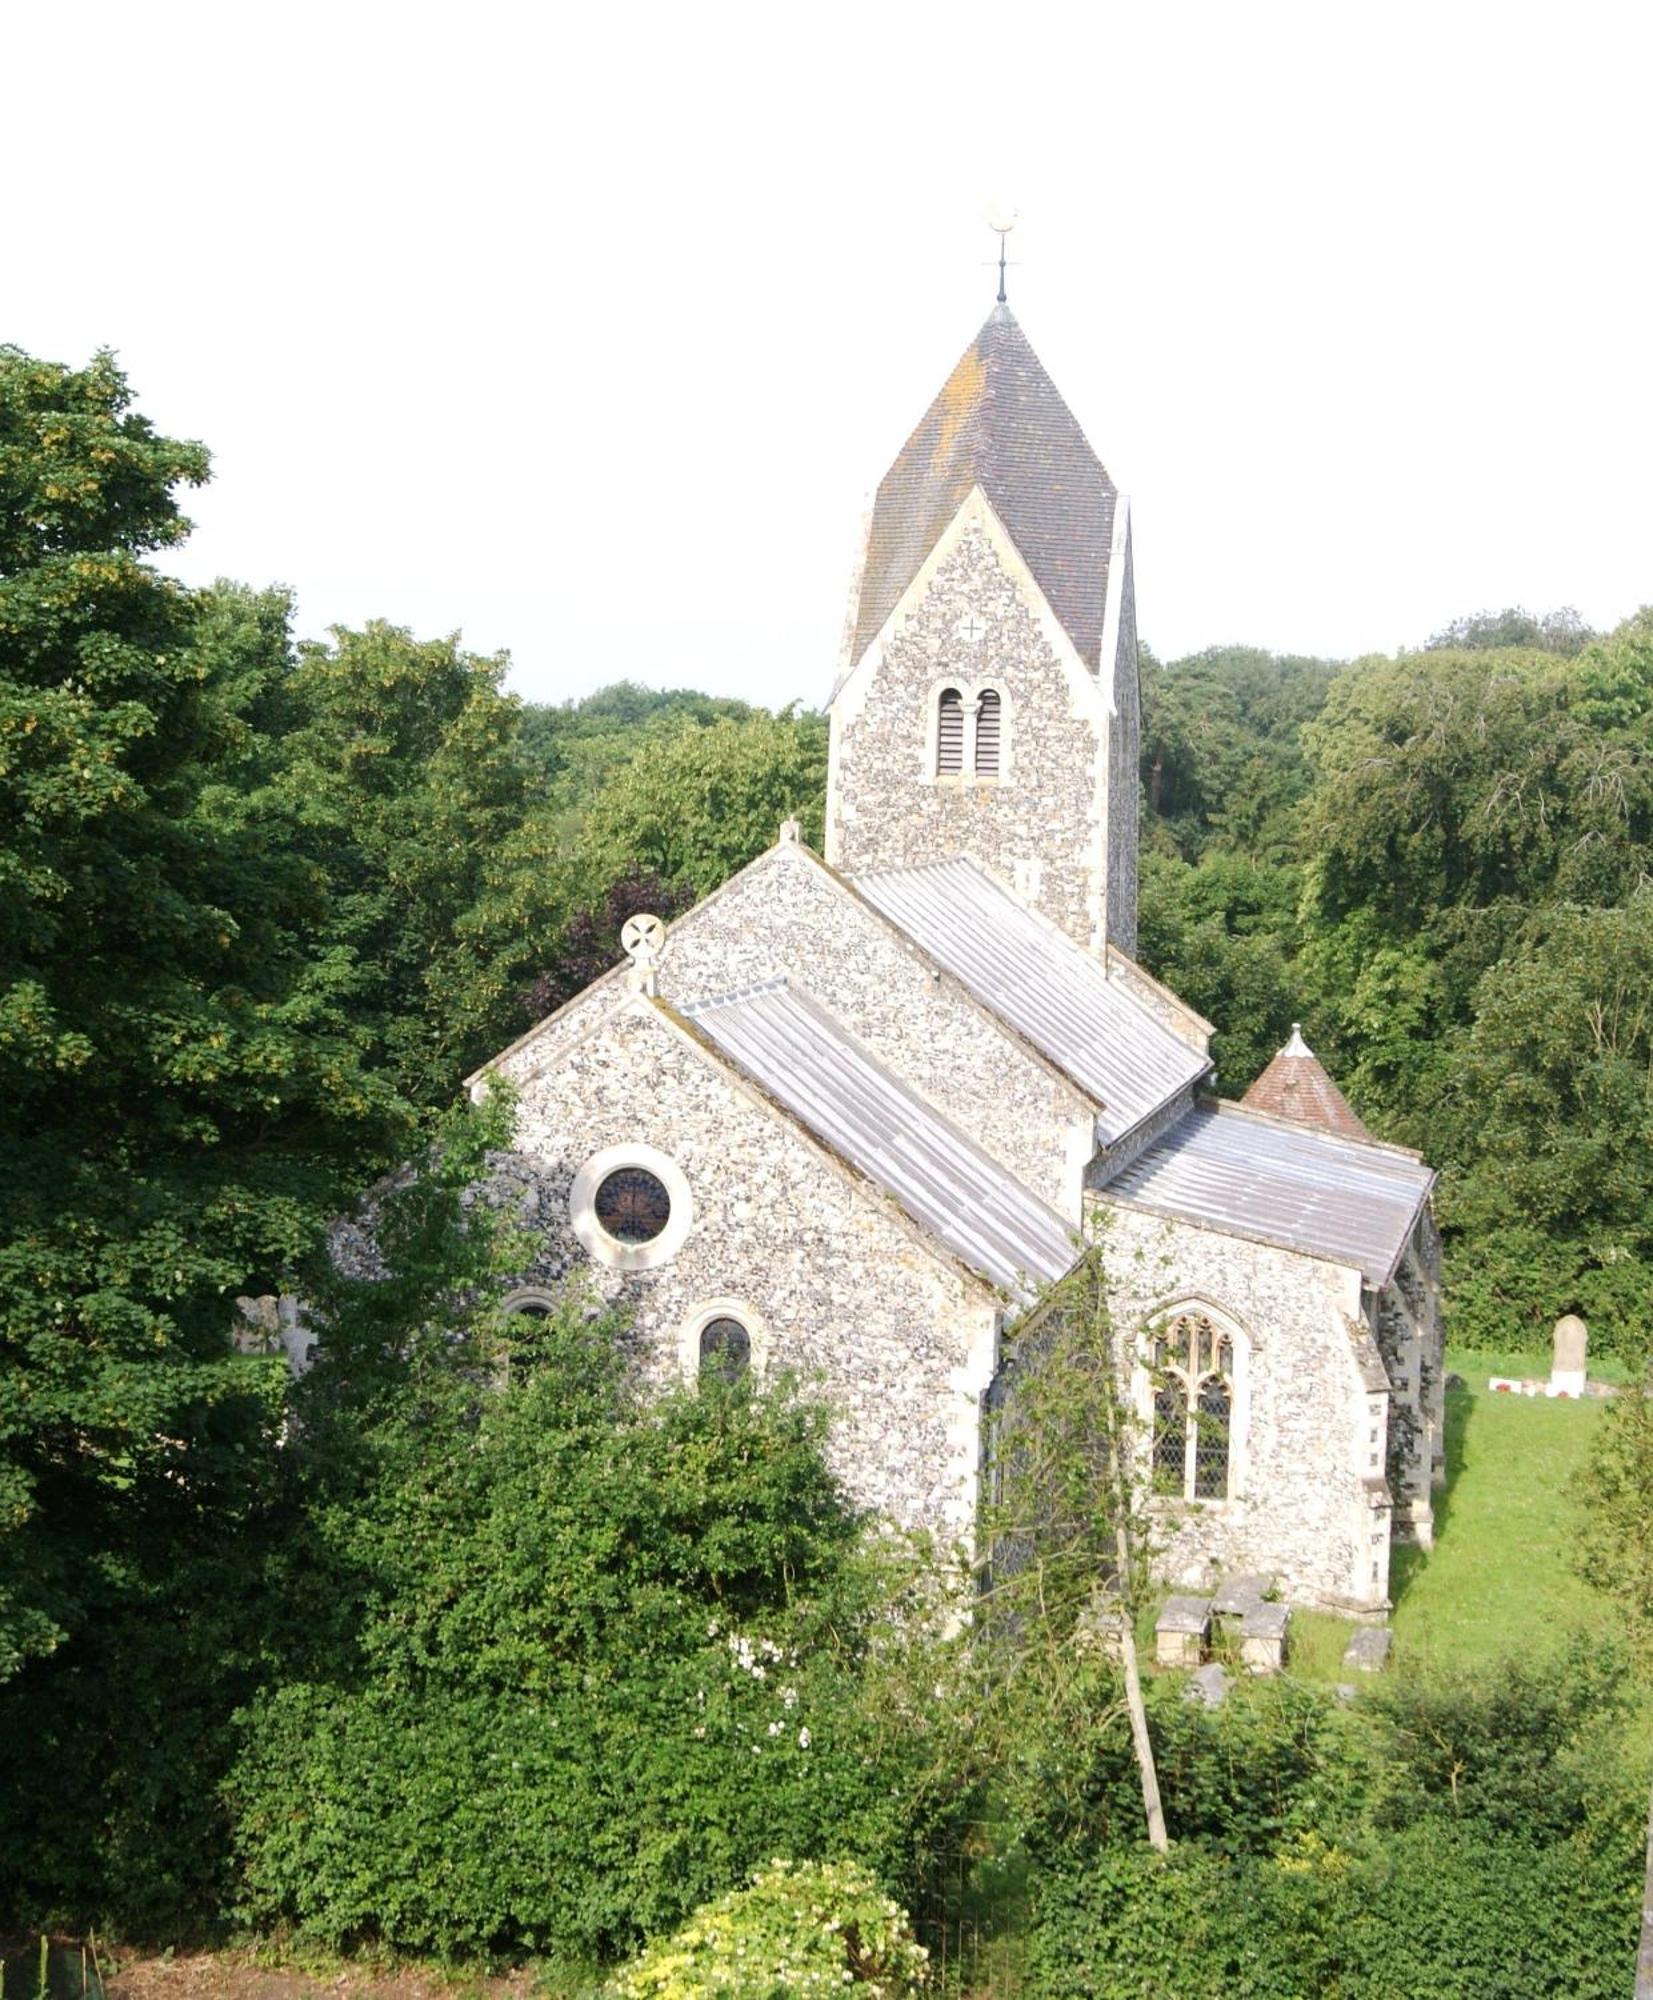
left=848, top=304, right=1119, bottom=675
left=929, top=343, right=986, bottom=470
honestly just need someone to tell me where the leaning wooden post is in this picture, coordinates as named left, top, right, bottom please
left=1113, top=1509, right=1169, bottom=1852
left=1636, top=1775, right=1653, bottom=1999
left=1086, top=1248, right=1169, bottom=1854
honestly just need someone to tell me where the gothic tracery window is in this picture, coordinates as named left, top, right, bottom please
left=936, top=687, right=964, bottom=774
left=1150, top=1312, right=1234, bottom=1501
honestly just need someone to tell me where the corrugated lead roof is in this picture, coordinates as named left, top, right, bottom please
left=682, top=979, right=1076, bottom=1301
left=853, top=859, right=1209, bottom=1142
left=846, top=304, right=1118, bottom=676
left=1104, top=1102, right=1434, bottom=1288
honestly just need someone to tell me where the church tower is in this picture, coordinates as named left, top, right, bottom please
left=825, top=302, right=1140, bottom=955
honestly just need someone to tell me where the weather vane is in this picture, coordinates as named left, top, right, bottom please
left=985, top=202, right=1019, bottom=303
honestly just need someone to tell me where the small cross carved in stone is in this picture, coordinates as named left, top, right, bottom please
left=959, top=612, right=988, bottom=644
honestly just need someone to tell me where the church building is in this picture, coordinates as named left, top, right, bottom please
left=472, top=300, right=1445, bottom=1616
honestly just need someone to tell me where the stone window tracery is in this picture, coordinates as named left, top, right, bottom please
left=570, top=1143, right=694, bottom=1272
left=1151, top=1311, right=1234, bottom=1501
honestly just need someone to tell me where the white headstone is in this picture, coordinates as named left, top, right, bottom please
left=1550, top=1313, right=1588, bottom=1398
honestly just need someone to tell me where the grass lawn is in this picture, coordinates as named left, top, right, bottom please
left=1282, top=1347, right=1626, bottom=1686
left=1386, top=1348, right=1619, bottom=1673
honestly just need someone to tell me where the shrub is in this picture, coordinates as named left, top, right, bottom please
left=226, top=1300, right=958, bottom=1962
left=1017, top=1652, right=1644, bottom=1999
left=605, top=1858, right=929, bottom=1998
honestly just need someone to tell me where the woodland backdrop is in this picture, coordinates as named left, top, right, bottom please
left=3, top=345, right=1651, bottom=1996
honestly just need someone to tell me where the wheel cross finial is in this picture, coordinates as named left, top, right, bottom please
left=621, top=912, right=665, bottom=961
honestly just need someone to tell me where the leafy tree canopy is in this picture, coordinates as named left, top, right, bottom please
left=0, top=350, right=407, bottom=1679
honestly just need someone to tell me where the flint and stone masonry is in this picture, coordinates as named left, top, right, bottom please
left=504, top=994, right=999, bottom=1546
left=829, top=514, right=1126, bottom=954
left=445, top=298, right=1445, bottom=1619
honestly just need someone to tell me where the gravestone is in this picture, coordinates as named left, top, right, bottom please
left=1551, top=1314, right=1588, bottom=1399
left=1186, top=1662, right=1232, bottom=1708
left=1239, top=1601, right=1290, bottom=1674
left=1155, top=1595, right=1212, bottom=1668
left=1213, top=1572, right=1273, bottom=1619
left=1343, top=1626, right=1392, bottom=1673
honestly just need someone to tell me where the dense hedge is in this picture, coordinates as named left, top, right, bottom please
left=224, top=1302, right=955, bottom=1961
left=1019, top=1652, right=1645, bottom=2000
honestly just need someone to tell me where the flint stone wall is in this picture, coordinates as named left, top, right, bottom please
left=829, top=521, right=1113, bottom=951
left=490, top=844, right=1094, bottom=1216
left=507, top=995, right=997, bottom=1546
left=1092, top=1200, right=1388, bottom=1611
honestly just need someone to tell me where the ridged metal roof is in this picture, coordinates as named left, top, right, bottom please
left=853, top=859, right=1209, bottom=1143
left=846, top=304, right=1118, bottom=674
left=682, top=979, right=1076, bottom=1301
left=1104, top=1102, right=1434, bottom=1288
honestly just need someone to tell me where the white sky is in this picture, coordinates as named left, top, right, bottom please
left=7, top=1, right=1650, bottom=709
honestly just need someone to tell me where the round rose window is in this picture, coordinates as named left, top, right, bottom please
left=594, top=1166, right=672, bottom=1244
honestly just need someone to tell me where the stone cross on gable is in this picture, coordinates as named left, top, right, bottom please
left=621, top=911, right=665, bottom=995
left=959, top=612, right=988, bottom=644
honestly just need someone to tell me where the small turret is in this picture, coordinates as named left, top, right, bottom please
left=1242, top=1025, right=1374, bottom=1142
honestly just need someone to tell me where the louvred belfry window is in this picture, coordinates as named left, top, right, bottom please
left=1150, top=1313, right=1234, bottom=1501
left=936, top=687, right=964, bottom=774
left=974, top=689, right=1001, bottom=775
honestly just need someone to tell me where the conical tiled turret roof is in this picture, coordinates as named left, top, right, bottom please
left=1242, top=1026, right=1374, bottom=1143
left=847, top=304, right=1119, bottom=673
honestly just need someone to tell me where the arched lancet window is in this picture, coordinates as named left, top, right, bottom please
left=699, top=1315, right=751, bottom=1386
left=1150, top=1312, right=1234, bottom=1501
left=974, top=688, right=1002, bottom=776
left=936, top=687, right=964, bottom=775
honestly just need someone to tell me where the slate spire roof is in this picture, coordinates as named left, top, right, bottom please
left=847, top=304, right=1120, bottom=673
left=1242, top=1026, right=1374, bottom=1143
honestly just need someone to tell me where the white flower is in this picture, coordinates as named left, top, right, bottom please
left=797, top=1726, right=812, bottom=1748
left=767, top=1719, right=784, bottom=1736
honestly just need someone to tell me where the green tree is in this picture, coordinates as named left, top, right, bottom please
left=0, top=348, right=407, bottom=1684
left=1430, top=900, right=1653, bottom=1352
left=266, top=618, right=565, bottom=1103
left=227, top=1170, right=953, bottom=1961
left=1425, top=605, right=1595, bottom=655
left=577, top=706, right=828, bottom=899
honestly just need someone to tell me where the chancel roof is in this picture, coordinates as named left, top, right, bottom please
left=854, top=859, right=1209, bottom=1143
left=681, top=978, right=1076, bottom=1302
left=846, top=305, right=1120, bottom=673
left=1103, top=1101, right=1435, bottom=1289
